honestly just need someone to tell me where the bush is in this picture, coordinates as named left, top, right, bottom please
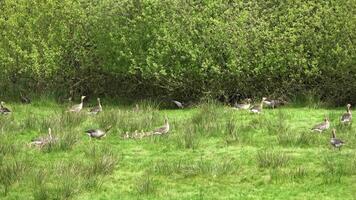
left=0, top=0, right=355, bottom=104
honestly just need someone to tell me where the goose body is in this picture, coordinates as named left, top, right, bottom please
left=234, top=98, right=251, bottom=110
left=250, top=97, right=267, bottom=114
left=330, top=129, right=344, bottom=149
left=86, top=126, right=112, bottom=139
left=263, top=98, right=287, bottom=109
left=153, top=118, right=170, bottom=135
left=311, top=118, right=330, bottom=133
left=68, top=96, right=86, bottom=113
left=30, top=128, right=58, bottom=148
left=0, top=101, right=11, bottom=114
left=133, top=104, right=139, bottom=112
left=340, top=104, right=352, bottom=124
left=89, top=98, right=102, bottom=114
left=172, top=100, right=184, bottom=109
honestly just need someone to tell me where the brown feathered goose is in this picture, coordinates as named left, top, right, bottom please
left=263, top=98, right=285, bottom=109
left=133, top=104, right=139, bottom=112
left=311, top=118, right=330, bottom=133
left=30, top=128, right=58, bottom=148
left=153, top=118, right=170, bottom=135
left=234, top=98, right=251, bottom=110
left=250, top=97, right=267, bottom=114
left=340, top=104, right=352, bottom=124
left=86, top=125, right=112, bottom=139
left=68, top=96, right=86, bottom=113
left=0, top=101, right=11, bottom=114
left=89, top=98, right=102, bottom=114
left=330, top=129, right=344, bottom=150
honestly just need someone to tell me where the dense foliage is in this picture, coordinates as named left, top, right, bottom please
left=0, top=0, right=355, bottom=104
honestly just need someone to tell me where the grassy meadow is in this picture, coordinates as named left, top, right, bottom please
left=0, top=99, right=355, bottom=200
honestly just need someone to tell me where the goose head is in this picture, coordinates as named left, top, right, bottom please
left=324, top=117, right=329, bottom=123
left=0, top=101, right=5, bottom=106
left=81, top=96, right=86, bottom=101
left=346, top=104, right=351, bottom=111
left=246, top=98, right=252, bottom=103
left=262, top=97, right=267, bottom=101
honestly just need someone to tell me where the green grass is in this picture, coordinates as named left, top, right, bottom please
left=0, top=100, right=355, bottom=200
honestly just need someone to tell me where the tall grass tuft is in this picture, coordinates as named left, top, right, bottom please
left=322, top=156, right=345, bottom=184
left=0, top=159, right=27, bottom=195
left=176, top=124, right=200, bottom=149
left=0, top=136, right=18, bottom=157
left=85, top=146, right=118, bottom=176
left=95, top=109, right=120, bottom=129
left=59, top=112, right=87, bottom=129
left=153, top=157, right=238, bottom=177
left=257, top=150, right=290, bottom=169
left=191, top=101, right=223, bottom=137
left=136, top=174, right=156, bottom=195
left=224, top=116, right=239, bottom=144
left=32, top=169, right=49, bottom=200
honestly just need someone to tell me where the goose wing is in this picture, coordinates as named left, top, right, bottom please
left=341, top=113, right=352, bottom=122
left=69, top=103, right=81, bottom=112
left=0, top=107, right=11, bottom=114
left=250, top=105, right=261, bottom=113
left=89, top=106, right=101, bottom=113
left=312, top=122, right=328, bottom=130
left=331, top=138, right=344, bottom=147
left=172, top=100, right=184, bottom=108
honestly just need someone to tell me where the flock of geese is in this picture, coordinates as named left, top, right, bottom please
left=0, top=96, right=353, bottom=150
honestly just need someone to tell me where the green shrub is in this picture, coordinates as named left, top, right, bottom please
left=0, top=0, right=354, bottom=104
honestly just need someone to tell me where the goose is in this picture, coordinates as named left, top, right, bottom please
left=20, top=92, right=31, bottom=104
left=89, top=98, right=102, bottom=114
left=133, top=104, right=139, bottom=112
left=340, top=104, right=352, bottom=124
left=0, top=101, right=11, bottom=114
left=68, top=96, right=86, bottom=113
left=250, top=97, right=267, bottom=114
left=86, top=125, right=112, bottom=139
left=153, top=118, right=170, bottom=135
left=330, top=129, right=344, bottom=150
left=172, top=100, right=184, bottom=109
left=311, top=118, right=330, bottom=133
left=233, top=98, right=251, bottom=110
left=263, top=98, right=287, bottom=109
left=30, top=128, right=58, bottom=148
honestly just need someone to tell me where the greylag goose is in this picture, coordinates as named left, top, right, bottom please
left=30, top=128, right=58, bottom=148
left=330, top=129, right=344, bottom=150
left=153, top=118, right=170, bottom=135
left=86, top=125, right=112, bottom=139
left=250, top=97, right=267, bottom=114
left=233, top=98, right=251, bottom=110
left=172, top=100, right=184, bottom=109
left=68, top=96, right=86, bottom=113
left=263, top=98, right=287, bottom=109
left=311, top=118, right=330, bottom=133
left=133, top=104, right=139, bottom=112
left=0, top=101, right=11, bottom=114
left=340, top=104, right=352, bottom=124
left=89, top=98, right=102, bottom=114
